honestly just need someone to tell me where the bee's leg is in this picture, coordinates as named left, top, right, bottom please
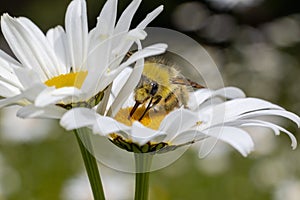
left=164, top=91, right=179, bottom=111
left=139, top=96, right=162, bottom=121
left=138, top=97, right=154, bottom=121
left=129, top=101, right=141, bottom=118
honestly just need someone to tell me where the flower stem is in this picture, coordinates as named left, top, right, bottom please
left=134, top=153, right=153, bottom=200
left=74, top=128, right=105, bottom=200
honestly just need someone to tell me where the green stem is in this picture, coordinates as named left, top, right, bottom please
left=134, top=153, right=153, bottom=200
left=74, top=129, right=105, bottom=200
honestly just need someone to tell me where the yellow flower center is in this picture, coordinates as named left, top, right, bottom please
left=114, top=106, right=166, bottom=130
left=44, top=71, right=88, bottom=89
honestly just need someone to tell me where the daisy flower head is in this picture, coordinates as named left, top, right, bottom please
left=0, top=0, right=167, bottom=119
left=60, top=28, right=300, bottom=173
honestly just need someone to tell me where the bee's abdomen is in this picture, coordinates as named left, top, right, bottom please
left=163, top=85, right=189, bottom=111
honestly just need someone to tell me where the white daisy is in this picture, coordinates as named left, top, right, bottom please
left=0, top=0, right=167, bottom=119
left=60, top=86, right=299, bottom=157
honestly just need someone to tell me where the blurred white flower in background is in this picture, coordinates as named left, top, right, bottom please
left=0, top=153, right=20, bottom=198
left=206, top=0, right=263, bottom=9
left=274, top=180, right=300, bottom=200
left=0, top=106, right=53, bottom=142
left=61, top=166, right=133, bottom=200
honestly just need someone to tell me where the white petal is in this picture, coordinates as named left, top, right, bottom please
left=136, top=5, right=164, bottom=29
left=35, top=87, right=82, bottom=107
left=0, top=50, right=22, bottom=89
left=239, top=109, right=300, bottom=127
left=114, top=0, right=142, bottom=34
left=60, top=107, right=131, bottom=135
left=88, top=43, right=167, bottom=94
left=46, top=26, right=68, bottom=74
left=189, top=87, right=246, bottom=109
left=60, top=107, right=97, bottom=130
left=161, top=108, right=199, bottom=142
left=200, top=98, right=284, bottom=127
left=95, top=0, right=117, bottom=36
left=188, top=88, right=213, bottom=109
left=214, top=87, right=246, bottom=99
left=0, top=49, right=21, bottom=67
left=106, top=67, right=132, bottom=110
left=13, top=67, right=42, bottom=89
left=110, top=29, right=147, bottom=70
left=84, top=33, right=126, bottom=95
left=109, top=59, right=144, bottom=116
left=0, top=81, right=20, bottom=97
left=239, top=119, right=297, bottom=149
left=202, top=126, right=254, bottom=157
left=86, top=29, right=146, bottom=97
left=65, top=0, right=88, bottom=72
left=17, top=104, right=66, bottom=119
left=93, top=117, right=131, bottom=136
left=118, top=43, right=168, bottom=70
left=171, top=130, right=208, bottom=145
left=0, top=94, right=24, bottom=108
left=1, top=14, right=60, bottom=80
left=131, top=121, right=166, bottom=146
left=0, top=83, right=45, bottom=108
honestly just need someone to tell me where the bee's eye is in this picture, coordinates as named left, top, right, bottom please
left=150, top=82, right=158, bottom=95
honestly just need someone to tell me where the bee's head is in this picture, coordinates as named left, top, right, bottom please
left=135, top=81, right=159, bottom=104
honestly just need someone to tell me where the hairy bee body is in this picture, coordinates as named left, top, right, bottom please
left=130, top=56, right=204, bottom=120
left=135, top=61, right=190, bottom=112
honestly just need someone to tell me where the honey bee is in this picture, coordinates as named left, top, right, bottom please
left=129, top=54, right=204, bottom=121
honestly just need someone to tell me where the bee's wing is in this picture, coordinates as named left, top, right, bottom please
left=171, top=77, right=205, bottom=89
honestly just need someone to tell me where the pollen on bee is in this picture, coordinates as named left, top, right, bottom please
left=196, top=121, right=202, bottom=126
left=114, top=106, right=166, bottom=130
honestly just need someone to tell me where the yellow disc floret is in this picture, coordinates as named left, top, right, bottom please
left=44, top=71, right=88, bottom=89
left=115, top=106, right=166, bottom=130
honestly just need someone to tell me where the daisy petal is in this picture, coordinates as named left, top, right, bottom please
left=82, top=28, right=146, bottom=96
left=13, top=67, right=41, bottom=89
left=239, top=120, right=297, bottom=149
left=171, top=130, right=208, bottom=145
left=202, top=126, right=254, bottom=157
left=65, top=0, right=88, bottom=71
left=131, top=121, right=166, bottom=146
left=0, top=50, right=22, bottom=89
left=110, top=59, right=144, bottom=116
left=137, top=5, right=164, bottom=29
left=111, top=29, right=147, bottom=70
left=161, top=108, right=199, bottom=142
left=0, top=94, right=24, bottom=108
left=60, top=107, right=98, bottom=130
left=240, top=110, right=300, bottom=127
left=0, top=81, right=20, bottom=97
left=89, top=43, right=167, bottom=93
left=35, top=87, right=82, bottom=107
left=200, top=98, right=284, bottom=126
left=46, top=26, right=68, bottom=74
left=114, top=0, right=142, bottom=34
left=0, top=83, right=45, bottom=108
left=1, top=14, right=59, bottom=80
left=95, top=0, right=117, bottom=36
left=214, top=87, right=246, bottom=99
left=118, top=43, right=168, bottom=70
left=189, top=87, right=246, bottom=109
left=93, top=117, right=131, bottom=136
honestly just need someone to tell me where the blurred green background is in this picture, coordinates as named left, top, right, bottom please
left=0, top=0, right=300, bottom=199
